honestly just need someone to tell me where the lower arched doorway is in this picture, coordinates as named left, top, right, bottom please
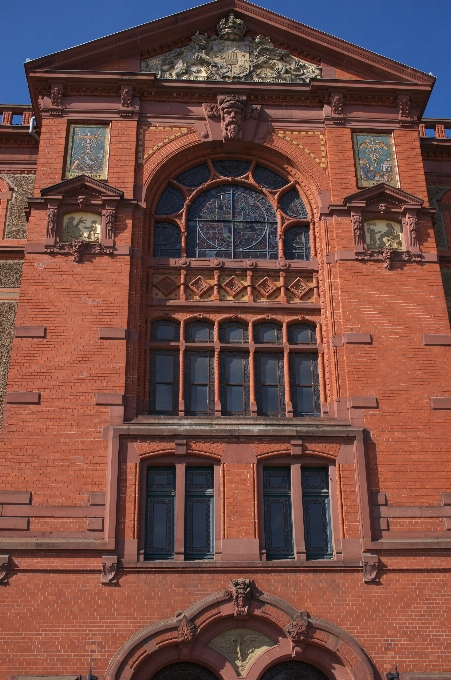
left=261, top=661, right=330, bottom=680
left=151, top=663, right=219, bottom=680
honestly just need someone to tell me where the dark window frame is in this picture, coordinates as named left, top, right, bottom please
left=184, top=466, right=214, bottom=560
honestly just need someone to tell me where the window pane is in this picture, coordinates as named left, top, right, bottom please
left=153, top=223, right=181, bottom=257
left=156, top=354, right=174, bottom=382
left=295, top=357, right=313, bottom=384
left=296, top=386, right=314, bottom=414
left=264, top=468, right=290, bottom=491
left=290, top=325, right=315, bottom=344
left=259, top=326, right=276, bottom=343
left=146, top=497, right=173, bottom=555
left=264, top=497, right=292, bottom=557
left=279, top=188, right=308, bottom=218
left=302, top=468, right=328, bottom=492
left=147, top=467, right=175, bottom=491
left=227, top=385, right=244, bottom=412
left=192, top=498, right=209, bottom=548
left=190, top=324, right=210, bottom=342
left=155, top=186, right=184, bottom=215
left=284, top=225, right=311, bottom=260
left=191, top=355, right=208, bottom=383
left=155, top=384, right=174, bottom=412
left=269, top=499, right=286, bottom=548
left=303, top=497, right=329, bottom=554
left=191, top=385, right=208, bottom=411
left=186, top=468, right=213, bottom=491
left=225, top=325, right=244, bottom=343
left=262, top=386, right=279, bottom=413
left=156, top=323, right=176, bottom=341
left=226, top=355, right=244, bottom=383
left=261, top=356, right=279, bottom=384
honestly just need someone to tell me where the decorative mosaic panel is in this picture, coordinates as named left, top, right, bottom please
left=364, top=220, right=403, bottom=250
left=65, top=125, right=110, bottom=179
left=61, top=212, right=101, bottom=243
left=427, top=185, right=450, bottom=250
left=0, top=173, right=35, bottom=239
left=0, top=260, right=23, bottom=288
left=0, top=301, right=17, bottom=427
left=353, top=133, right=398, bottom=188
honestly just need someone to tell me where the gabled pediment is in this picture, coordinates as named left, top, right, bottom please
left=343, top=183, right=424, bottom=210
left=40, top=175, right=123, bottom=200
left=25, top=0, right=434, bottom=86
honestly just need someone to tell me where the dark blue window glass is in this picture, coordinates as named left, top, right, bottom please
left=212, top=160, right=251, bottom=177
left=185, top=351, right=214, bottom=415
left=289, top=324, right=316, bottom=345
left=254, top=323, right=283, bottom=344
left=151, top=320, right=180, bottom=341
left=290, top=354, right=320, bottom=417
left=155, top=186, right=184, bottom=215
left=153, top=222, right=181, bottom=257
left=176, top=164, right=210, bottom=187
left=185, top=466, right=214, bottom=559
left=255, top=353, right=285, bottom=417
left=220, top=322, right=248, bottom=344
left=279, top=189, right=308, bottom=219
left=302, top=468, right=333, bottom=559
left=284, top=226, right=311, bottom=260
left=185, top=321, right=214, bottom=343
left=187, top=185, right=278, bottom=260
left=145, top=467, right=175, bottom=560
left=253, top=165, right=288, bottom=190
left=220, top=352, right=250, bottom=415
left=149, top=351, right=179, bottom=415
left=263, top=467, right=293, bottom=559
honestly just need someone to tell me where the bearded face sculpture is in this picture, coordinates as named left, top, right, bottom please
left=222, top=104, right=244, bottom=140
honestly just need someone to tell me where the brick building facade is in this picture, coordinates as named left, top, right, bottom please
left=0, top=2, right=451, bottom=679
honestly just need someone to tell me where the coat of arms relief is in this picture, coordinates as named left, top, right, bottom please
left=141, top=13, right=321, bottom=83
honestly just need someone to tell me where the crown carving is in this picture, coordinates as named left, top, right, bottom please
left=217, top=12, right=246, bottom=41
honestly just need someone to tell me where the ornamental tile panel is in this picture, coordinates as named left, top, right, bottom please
left=188, top=275, right=212, bottom=297
left=255, top=276, right=278, bottom=299
left=154, top=276, right=178, bottom=297
left=288, top=277, right=311, bottom=300
left=222, top=275, right=245, bottom=298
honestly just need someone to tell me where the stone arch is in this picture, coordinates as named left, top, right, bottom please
left=106, top=585, right=374, bottom=680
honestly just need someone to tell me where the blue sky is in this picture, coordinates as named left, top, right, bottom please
left=1, top=0, right=449, bottom=118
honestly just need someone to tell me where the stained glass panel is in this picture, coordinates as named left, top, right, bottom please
left=155, top=186, right=185, bottom=215
left=153, top=222, right=181, bottom=257
left=176, top=164, right=210, bottom=187
left=212, top=160, right=251, bottom=177
left=279, top=189, right=308, bottom=218
left=253, top=165, right=288, bottom=190
left=187, top=185, right=278, bottom=259
left=284, top=226, right=311, bottom=260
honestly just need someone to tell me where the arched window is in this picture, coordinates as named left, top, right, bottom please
left=151, top=319, right=180, bottom=341
left=254, top=322, right=283, bottom=344
left=261, top=661, right=329, bottom=680
left=187, top=185, right=278, bottom=260
left=185, top=321, right=214, bottom=342
left=219, top=321, right=248, bottom=343
left=289, top=323, right=316, bottom=344
left=151, top=663, right=219, bottom=680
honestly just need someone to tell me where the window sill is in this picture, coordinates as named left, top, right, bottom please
left=126, top=558, right=361, bottom=569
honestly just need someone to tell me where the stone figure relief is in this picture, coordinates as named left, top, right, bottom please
left=61, top=212, right=101, bottom=243
left=141, top=13, right=321, bottom=83
left=208, top=628, right=275, bottom=676
left=206, top=94, right=259, bottom=141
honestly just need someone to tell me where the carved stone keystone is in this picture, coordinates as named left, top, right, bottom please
left=285, top=610, right=310, bottom=642
left=230, top=578, right=253, bottom=618
left=177, top=615, right=197, bottom=642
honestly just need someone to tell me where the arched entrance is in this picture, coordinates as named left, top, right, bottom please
left=151, top=663, right=219, bottom=680
left=106, top=582, right=375, bottom=680
left=261, top=661, right=329, bottom=680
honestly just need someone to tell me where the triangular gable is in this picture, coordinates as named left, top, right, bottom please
left=343, top=183, right=424, bottom=209
left=40, top=175, right=124, bottom=200
left=25, top=0, right=434, bottom=86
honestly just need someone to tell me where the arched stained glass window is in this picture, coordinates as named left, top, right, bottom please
left=279, top=188, right=308, bottom=218
left=253, top=164, right=288, bottom=190
left=176, top=164, right=210, bottom=187
left=155, top=186, right=185, bottom=215
left=284, top=225, right=310, bottom=260
left=187, top=185, right=278, bottom=260
left=153, top=222, right=181, bottom=257
left=212, top=160, right=251, bottom=177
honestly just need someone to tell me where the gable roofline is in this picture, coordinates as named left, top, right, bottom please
left=24, top=0, right=435, bottom=86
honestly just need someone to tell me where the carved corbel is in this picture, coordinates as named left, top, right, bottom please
left=398, top=95, right=412, bottom=126
left=50, top=84, right=64, bottom=115
left=0, top=555, right=10, bottom=585
left=362, top=552, right=379, bottom=582
left=330, top=92, right=344, bottom=123
left=119, top=85, right=134, bottom=117
left=101, top=555, right=118, bottom=585
left=230, top=578, right=253, bottom=618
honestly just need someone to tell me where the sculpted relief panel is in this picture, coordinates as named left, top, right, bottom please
left=208, top=628, right=275, bottom=676
left=141, top=13, right=321, bottom=83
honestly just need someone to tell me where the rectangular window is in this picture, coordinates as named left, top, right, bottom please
left=263, top=467, right=293, bottom=559
left=255, top=353, right=285, bottom=416
left=185, top=351, right=214, bottom=415
left=145, top=467, right=175, bottom=560
left=220, top=352, right=250, bottom=415
left=302, top=467, right=333, bottom=559
left=149, top=350, right=179, bottom=415
left=290, top=354, right=320, bottom=416
left=185, top=467, right=214, bottom=559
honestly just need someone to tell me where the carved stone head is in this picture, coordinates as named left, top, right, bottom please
left=218, top=95, right=246, bottom=140
left=230, top=578, right=253, bottom=617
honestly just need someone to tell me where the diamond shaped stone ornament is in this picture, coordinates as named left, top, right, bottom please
left=255, top=276, right=277, bottom=298
left=154, top=276, right=178, bottom=296
left=189, top=275, right=212, bottom=297
left=222, top=275, right=245, bottom=298
left=288, top=277, right=311, bottom=300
